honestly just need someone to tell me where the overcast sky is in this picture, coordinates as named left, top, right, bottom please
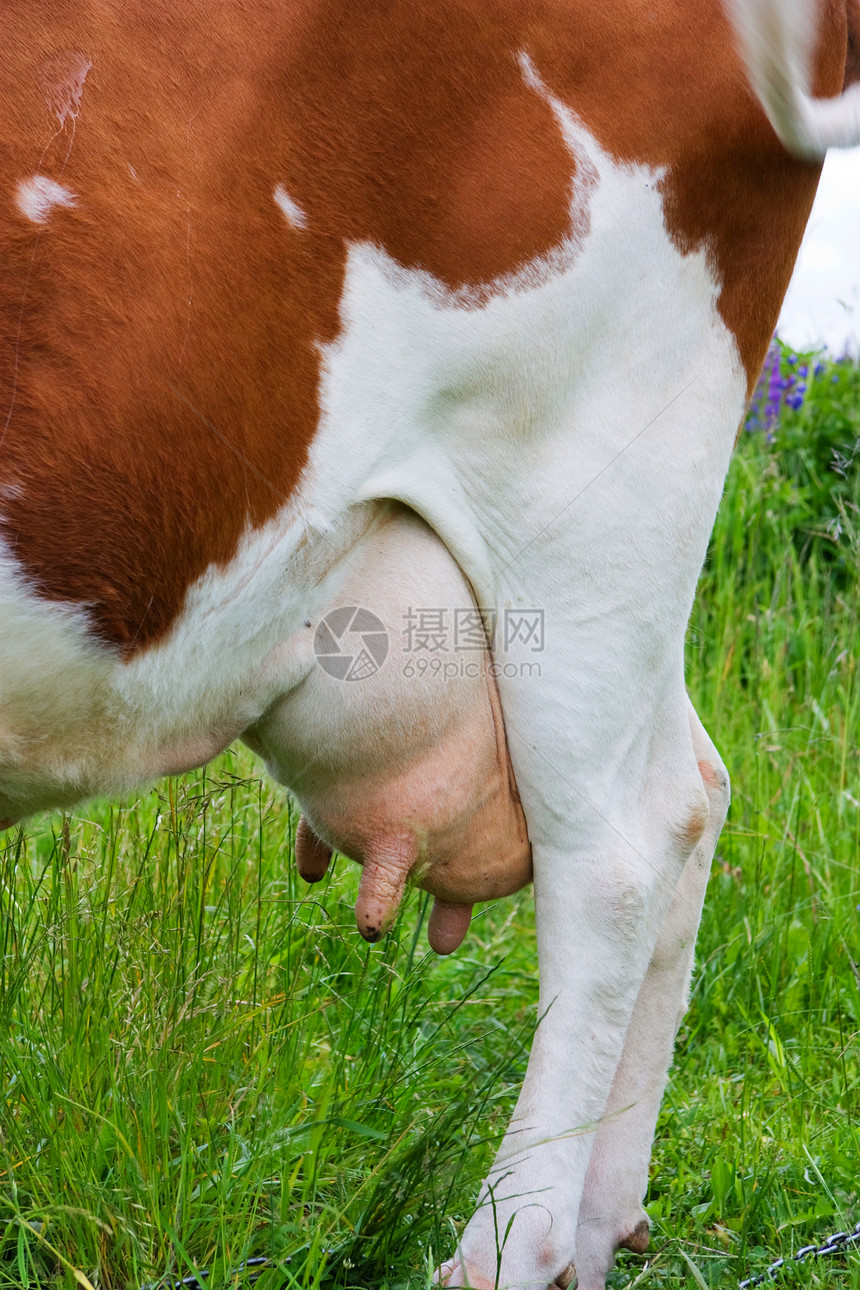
left=778, top=147, right=860, bottom=356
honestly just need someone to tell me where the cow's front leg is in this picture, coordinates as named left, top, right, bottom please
left=572, top=704, right=730, bottom=1290
left=437, top=692, right=712, bottom=1290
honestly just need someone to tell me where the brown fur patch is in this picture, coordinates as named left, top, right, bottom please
left=845, top=0, right=860, bottom=88
left=534, top=0, right=847, bottom=393
left=675, top=796, right=710, bottom=850
left=698, top=757, right=725, bottom=792
left=1, top=1, right=850, bottom=649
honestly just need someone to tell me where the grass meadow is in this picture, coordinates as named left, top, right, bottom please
left=1, top=348, right=858, bottom=1290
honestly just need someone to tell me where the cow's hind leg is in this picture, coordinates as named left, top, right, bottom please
left=572, top=703, right=730, bottom=1290
left=436, top=689, right=728, bottom=1290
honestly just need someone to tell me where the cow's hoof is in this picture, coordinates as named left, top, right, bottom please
left=434, top=1258, right=495, bottom=1289
left=574, top=1209, right=650, bottom=1290
left=434, top=1255, right=575, bottom=1288
left=619, top=1215, right=650, bottom=1254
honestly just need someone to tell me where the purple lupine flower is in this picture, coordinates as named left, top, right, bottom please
left=764, top=343, right=783, bottom=434
left=745, top=338, right=817, bottom=435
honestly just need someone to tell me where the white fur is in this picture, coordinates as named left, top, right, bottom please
left=15, top=176, right=77, bottom=224
left=0, top=57, right=747, bottom=1290
left=273, top=183, right=308, bottom=230
left=724, top=0, right=860, bottom=157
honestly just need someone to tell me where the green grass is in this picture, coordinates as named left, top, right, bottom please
left=1, top=348, right=859, bottom=1289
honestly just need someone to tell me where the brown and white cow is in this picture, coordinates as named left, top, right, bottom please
left=1, top=2, right=858, bottom=1287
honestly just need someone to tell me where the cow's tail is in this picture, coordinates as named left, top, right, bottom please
left=725, top=0, right=860, bottom=158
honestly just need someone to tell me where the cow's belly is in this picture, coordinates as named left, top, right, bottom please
left=0, top=501, right=382, bottom=821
